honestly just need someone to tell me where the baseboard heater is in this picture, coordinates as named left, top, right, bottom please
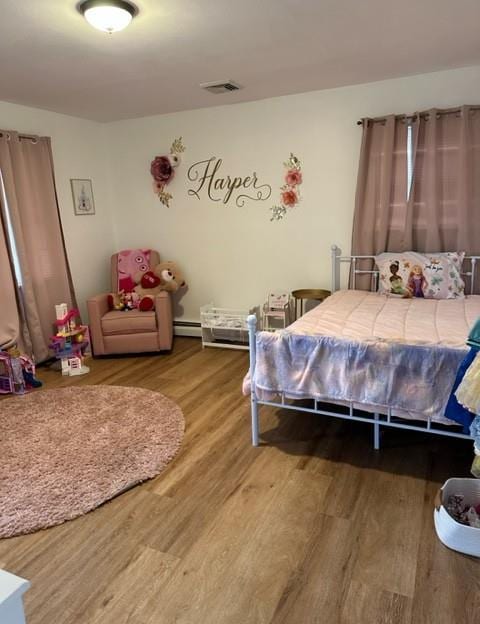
left=173, top=320, right=202, bottom=338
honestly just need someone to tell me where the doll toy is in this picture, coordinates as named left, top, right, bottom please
left=407, top=265, right=427, bottom=298
left=0, top=345, right=42, bottom=394
left=389, top=261, right=409, bottom=296
left=21, top=356, right=43, bottom=389
left=3, top=346, right=25, bottom=394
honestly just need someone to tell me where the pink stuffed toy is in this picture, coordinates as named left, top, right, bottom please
left=117, top=249, right=151, bottom=292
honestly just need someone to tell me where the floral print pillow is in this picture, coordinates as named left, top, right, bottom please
left=375, top=252, right=465, bottom=299
left=422, top=252, right=465, bottom=299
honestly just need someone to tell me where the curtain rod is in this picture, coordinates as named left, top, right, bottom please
left=0, top=131, right=39, bottom=143
left=356, top=105, right=480, bottom=126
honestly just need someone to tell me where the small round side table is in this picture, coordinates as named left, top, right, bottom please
left=291, top=288, right=331, bottom=320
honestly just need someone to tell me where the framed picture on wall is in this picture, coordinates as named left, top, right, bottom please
left=70, top=179, right=95, bottom=216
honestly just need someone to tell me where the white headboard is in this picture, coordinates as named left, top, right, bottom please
left=331, top=245, right=479, bottom=295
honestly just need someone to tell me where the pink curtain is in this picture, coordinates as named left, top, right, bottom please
left=406, top=106, right=480, bottom=254
left=351, top=115, right=407, bottom=287
left=0, top=130, right=75, bottom=361
left=0, top=216, right=19, bottom=349
left=352, top=106, right=480, bottom=290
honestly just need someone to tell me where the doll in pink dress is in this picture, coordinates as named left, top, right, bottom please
left=407, top=265, right=427, bottom=298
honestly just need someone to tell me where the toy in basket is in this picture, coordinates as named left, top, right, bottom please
left=49, top=304, right=90, bottom=376
left=434, top=478, right=480, bottom=557
left=262, top=291, right=291, bottom=332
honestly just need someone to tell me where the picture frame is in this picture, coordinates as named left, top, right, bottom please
left=70, top=179, right=95, bottom=216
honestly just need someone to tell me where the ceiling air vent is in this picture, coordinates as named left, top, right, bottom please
left=200, top=80, right=242, bottom=94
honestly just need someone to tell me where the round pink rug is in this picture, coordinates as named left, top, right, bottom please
left=0, top=385, right=184, bottom=538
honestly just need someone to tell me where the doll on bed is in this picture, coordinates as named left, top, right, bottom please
left=407, top=265, right=427, bottom=298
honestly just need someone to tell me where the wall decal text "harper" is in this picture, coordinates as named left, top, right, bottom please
left=187, top=157, right=272, bottom=207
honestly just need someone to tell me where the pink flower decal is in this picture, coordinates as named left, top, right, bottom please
left=271, top=153, right=302, bottom=221
left=150, top=137, right=186, bottom=207
left=285, top=169, right=302, bottom=186
left=281, top=189, right=298, bottom=206
left=151, top=156, right=174, bottom=184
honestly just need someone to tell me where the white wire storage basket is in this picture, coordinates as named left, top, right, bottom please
left=200, top=304, right=258, bottom=350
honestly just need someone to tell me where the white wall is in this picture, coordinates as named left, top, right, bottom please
left=105, top=65, right=480, bottom=322
left=4, top=64, right=480, bottom=326
left=0, top=100, right=115, bottom=319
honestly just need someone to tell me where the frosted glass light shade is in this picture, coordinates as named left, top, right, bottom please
left=80, top=1, right=136, bottom=33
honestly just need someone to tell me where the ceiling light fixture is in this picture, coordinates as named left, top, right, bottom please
left=78, top=0, right=137, bottom=33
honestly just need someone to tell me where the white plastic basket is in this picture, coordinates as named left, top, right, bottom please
left=434, top=477, right=480, bottom=557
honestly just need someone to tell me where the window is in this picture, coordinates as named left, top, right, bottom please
left=352, top=107, right=480, bottom=270
left=0, top=169, right=23, bottom=287
left=406, top=123, right=414, bottom=201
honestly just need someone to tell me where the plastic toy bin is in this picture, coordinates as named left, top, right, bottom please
left=434, top=478, right=480, bottom=557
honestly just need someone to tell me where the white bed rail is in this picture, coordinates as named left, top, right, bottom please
left=331, top=245, right=480, bottom=295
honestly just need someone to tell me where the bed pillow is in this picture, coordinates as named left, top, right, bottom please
left=375, top=252, right=465, bottom=299
left=376, top=253, right=412, bottom=297
left=422, top=252, right=465, bottom=299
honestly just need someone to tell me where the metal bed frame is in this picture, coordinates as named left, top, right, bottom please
left=247, top=246, right=479, bottom=449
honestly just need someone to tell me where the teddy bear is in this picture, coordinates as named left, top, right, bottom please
left=134, top=261, right=186, bottom=311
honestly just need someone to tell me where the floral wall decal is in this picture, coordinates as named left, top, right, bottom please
left=270, top=153, right=302, bottom=221
left=151, top=137, right=186, bottom=207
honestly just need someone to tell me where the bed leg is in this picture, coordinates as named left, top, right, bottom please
left=247, top=314, right=260, bottom=447
left=373, top=413, right=381, bottom=450
left=251, top=397, right=259, bottom=447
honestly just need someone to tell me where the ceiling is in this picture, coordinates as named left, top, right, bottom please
left=1, top=0, right=480, bottom=122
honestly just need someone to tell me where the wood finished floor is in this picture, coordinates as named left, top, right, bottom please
left=1, top=337, right=479, bottom=624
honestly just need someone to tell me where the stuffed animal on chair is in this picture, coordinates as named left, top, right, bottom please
left=134, top=261, right=187, bottom=311
left=107, top=290, right=140, bottom=311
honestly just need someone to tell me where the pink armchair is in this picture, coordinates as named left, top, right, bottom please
left=87, top=251, right=173, bottom=355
